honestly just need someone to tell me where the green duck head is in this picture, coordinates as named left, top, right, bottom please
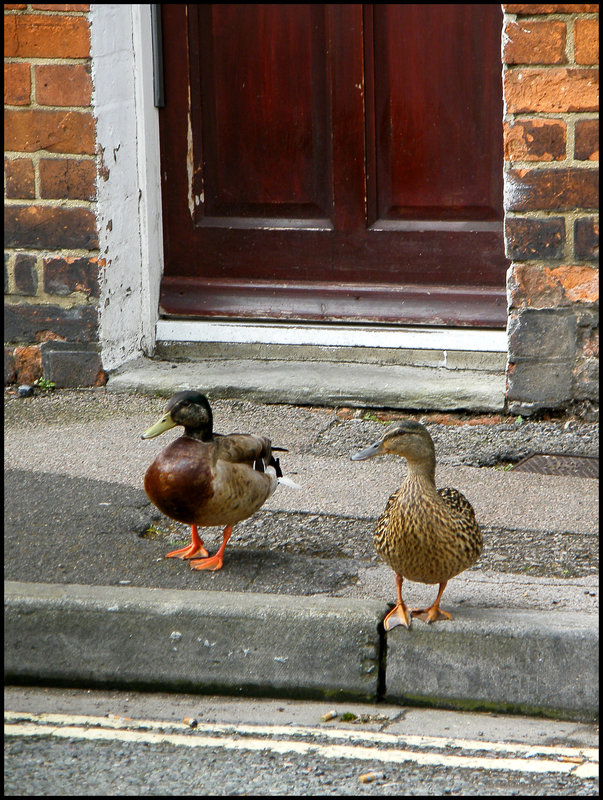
left=141, top=390, right=213, bottom=442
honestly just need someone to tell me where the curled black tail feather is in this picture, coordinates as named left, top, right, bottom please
left=254, top=455, right=283, bottom=478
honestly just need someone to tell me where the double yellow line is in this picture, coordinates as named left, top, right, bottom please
left=5, top=711, right=599, bottom=780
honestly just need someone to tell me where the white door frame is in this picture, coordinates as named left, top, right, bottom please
left=90, top=4, right=507, bottom=374
left=90, top=3, right=163, bottom=371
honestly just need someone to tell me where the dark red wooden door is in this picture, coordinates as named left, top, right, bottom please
left=158, top=4, right=508, bottom=326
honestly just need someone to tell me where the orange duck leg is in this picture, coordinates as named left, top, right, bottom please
left=382, top=573, right=412, bottom=630
left=190, top=525, right=233, bottom=572
left=411, top=581, right=452, bottom=623
left=165, top=524, right=210, bottom=560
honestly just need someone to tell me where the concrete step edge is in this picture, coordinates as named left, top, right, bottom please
left=106, top=358, right=506, bottom=412
left=5, top=581, right=598, bottom=721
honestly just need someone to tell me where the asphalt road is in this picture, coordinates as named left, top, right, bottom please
left=4, top=687, right=599, bottom=796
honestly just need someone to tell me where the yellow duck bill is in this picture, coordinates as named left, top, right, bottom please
left=141, top=412, right=177, bottom=439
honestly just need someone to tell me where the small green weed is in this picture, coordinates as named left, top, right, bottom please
left=141, top=524, right=167, bottom=539
left=362, top=411, right=389, bottom=424
left=34, top=377, right=56, bottom=393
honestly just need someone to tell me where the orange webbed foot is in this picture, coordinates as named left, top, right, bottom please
left=383, top=602, right=412, bottom=631
left=411, top=606, right=452, bottom=624
left=189, top=525, right=232, bottom=573
left=165, top=524, right=209, bottom=560
left=189, top=553, right=225, bottom=572
left=410, top=582, right=451, bottom=624
left=165, top=542, right=210, bottom=559
left=382, top=573, right=413, bottom=631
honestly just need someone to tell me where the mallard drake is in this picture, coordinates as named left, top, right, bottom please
left=142, top=390, right=297, bottom=571
left=351, top=420, right=482, bottom=630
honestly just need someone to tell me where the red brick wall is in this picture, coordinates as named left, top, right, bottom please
left=503, top=4, right=599, bottom=415
left=4, top=3, right=104, bottom=387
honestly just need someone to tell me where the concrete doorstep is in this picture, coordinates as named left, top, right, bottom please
left=4, top=581, right=598, bottom=722
left=107, top=356, right=507, bottom=412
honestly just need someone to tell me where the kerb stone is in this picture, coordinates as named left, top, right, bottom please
left=4, top=581, right=384, bottom=702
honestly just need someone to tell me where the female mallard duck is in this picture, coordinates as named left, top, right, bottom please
left=142, top=390, right=297, bottom=571
left=351, top=420, right=482, bottom=630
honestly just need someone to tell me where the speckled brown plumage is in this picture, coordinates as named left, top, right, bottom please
left=373, top=480, right=482, bottom=585
left=351, top=419, right=482, bottom=629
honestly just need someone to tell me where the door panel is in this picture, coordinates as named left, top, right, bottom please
left=158, top=4, right=509, bottom=326
left=192, top=5, right=332, bottom=224
left=368, top=5, right=504, bottom=223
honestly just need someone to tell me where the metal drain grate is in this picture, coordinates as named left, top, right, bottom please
left=511, top=453, right=599, bottom=478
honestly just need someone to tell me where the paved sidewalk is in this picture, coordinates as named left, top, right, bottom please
left=4, top=386, right=599, bottom=720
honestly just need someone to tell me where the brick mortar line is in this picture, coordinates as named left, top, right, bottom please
left=504, top=112, right=599, bottom=119
left=4, top=58, right=91, bottom=68
left=504, top=207, right=598, bottom=215
left=5, top=104, right=94, bottom=112
left=503, top=12, right=599, bottom=19
left=504, top=62, right=598, bottom=69
left=4, top=248, right=99, bottom=259
left=4, top=198, right=95, bottom=209
left=28, top=57, right=36, bottom=107
left=504, top=160, right=599, bottom=170
left=5, top=152, right=96, bottom=160
left=4, top=8, right=90, bottom=15
left=504, top=259, right=598, bottom=271
left=506, top=264, right=598, bottom=274
left=566, top=15, right=576, bottom=63
left=504, top=209, right=599, bottom=226
left=4, top=292, right=99, bottom=310
left=10, top=190, right=94, bottom=208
